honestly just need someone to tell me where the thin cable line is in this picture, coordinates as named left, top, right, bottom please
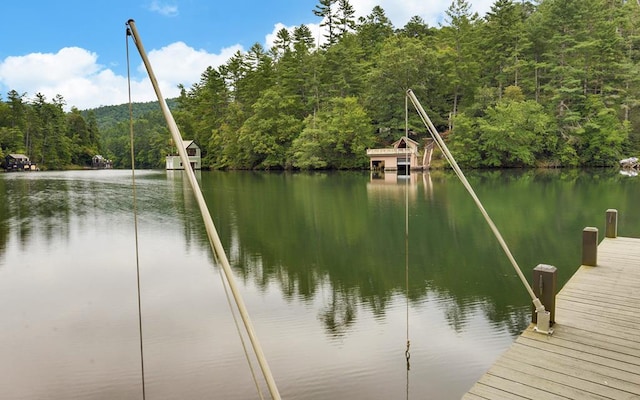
left=126, top=26, right=146, bottom=400
left=218, top=266, right=266, bottom=400
left=126, top=19, right=281, bottom=399
left=404, top=104, right=411, bottom=376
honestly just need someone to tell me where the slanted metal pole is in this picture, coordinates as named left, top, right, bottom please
left=126, top=19, right=281, bottom=400
left=405, top=89, right=551, bottom=334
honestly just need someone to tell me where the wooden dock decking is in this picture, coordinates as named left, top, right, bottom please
left=463, top=236, right=640, bottom=400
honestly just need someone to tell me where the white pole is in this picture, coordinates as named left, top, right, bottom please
left=406, top=89, right=545, bottom=314
left=126, top=19, right=282, bottom=399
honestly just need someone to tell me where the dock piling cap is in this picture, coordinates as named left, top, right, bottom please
left=534, top=264, right=557, bottom=273
left=534, top=309, right=553, bottom=335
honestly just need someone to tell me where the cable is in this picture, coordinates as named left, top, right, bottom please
left=218, top=266, right=266, bottom=400
left=126, top=25, right=146, bottom=400
left=126, top=19, right=281, bottom=399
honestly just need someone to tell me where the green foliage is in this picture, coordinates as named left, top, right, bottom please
left=2, top=0, right=638, bottom=170
left=480, top=99, right=554, bottom=167
left=237, top=87, right=303, bottom=169
left=452, top=92, right=556, bottom=168
left=575, top=96, right=629, bottom=166
left=292, top=97, right=373, bottom=169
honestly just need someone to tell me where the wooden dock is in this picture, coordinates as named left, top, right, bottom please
left=463, top=233, right=640, bottom=399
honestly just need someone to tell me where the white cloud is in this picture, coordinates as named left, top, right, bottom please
left=145, top=41, right=241, bottom=84
left=149, top=0, right=179, bottom=17
left=348, top=0, right=494, bottom=28
left=0, top=1, right=496, bottom=110
left=0, top=43, right=243, bottom=110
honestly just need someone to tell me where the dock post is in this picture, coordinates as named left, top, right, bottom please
left=532, top=264, right=557, bottom=325
left=605, top=209, right=618, bottom=238
left=582, top=227, right=598, bottom=266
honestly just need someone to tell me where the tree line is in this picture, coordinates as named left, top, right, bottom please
left=0, top=91, right=101, bottom=169
left=1, top=0, right=639, bottom=170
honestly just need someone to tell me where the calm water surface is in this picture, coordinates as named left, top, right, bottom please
left=0, top=169, right=638, bottom=399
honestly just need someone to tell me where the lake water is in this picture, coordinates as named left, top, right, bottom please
left=1, top=168, right=638, bottom=400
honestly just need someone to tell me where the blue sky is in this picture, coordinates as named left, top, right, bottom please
left=0, top=0, right=493, bottom=110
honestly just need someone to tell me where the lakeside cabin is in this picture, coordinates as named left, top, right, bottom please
left=91, top=155, right=113, bottom=169
left=366, top=136, right=432, bottom=174
left=166, top=140, right=202, bottom=170
left=3, top=154, right=38, bottom=171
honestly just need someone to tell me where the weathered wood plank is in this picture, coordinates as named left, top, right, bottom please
left=551, top=311, right=640, bottom=343
left=472, top=374, right=573, bottom=400
left=517, top=332, right=640, bottom=369
left=555, top=302, right=640, bottom=328
left=520, top=324, right=640, bottom=359
left=460, top=392, right=491, bottom=400
left=488, top=361, right=622, bottom=399
left=501, top=343, right=640, bottom=395
left=514, top=336, right=640, bottom=374
left=463, top=236, right=640, bottom=399
left=463, top=382, right=530, bottom=400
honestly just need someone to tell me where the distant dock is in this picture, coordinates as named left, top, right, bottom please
left=463, top=210, right=640, bottom=399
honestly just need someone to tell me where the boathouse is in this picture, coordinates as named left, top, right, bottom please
left=366, top=136, right=424, bottom=174
left=91, top=155, right=113, bottom=169
left=166, top=140, right=202, bottom=170
left=3, top=154, right=37, bottom=171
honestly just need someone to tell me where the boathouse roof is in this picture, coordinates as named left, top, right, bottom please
left=7, top=154, right=29, bottom=161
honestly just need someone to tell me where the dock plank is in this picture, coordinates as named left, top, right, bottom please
left=500, top=344, right=640, bottom=395
left=463, top=236, right=640, bottom=400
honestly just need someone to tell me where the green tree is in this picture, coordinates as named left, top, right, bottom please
left=67, top=107, right=95, bottom=166
left=336, top=0, right=356, bottom=37
left=317, top=33, right=367, bottom=101
left=398, top=16, right=433, bottom=39
left=575, top=95, right=628, bottom=166
left=356, top=6, right=394, bottom=59
left=480, top=0, right=527, bottom=93
left=365, top=35, right=438, bottom=141
left=313, top=0, right=338, bottom=47
left=616, top=1, right=640, bottom=153
left=292, top=97, right=373, bottom=169
left=178, top=66, right=230, bottom=159
left=451, top=87, right=556, bottom=167
left=208, top=101, right=246, bottom=169
left=440, top=0, right=482, bottom=120
left=237, top=87, right=303, bottom=169
left=479, top=97, right=555, bottom=167
left=28, top=93, right=71, bottom=168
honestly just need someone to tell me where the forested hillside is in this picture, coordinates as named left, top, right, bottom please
left=82, top=99, right=177, bottom=131
left=1, top=0, right=639, bottom=170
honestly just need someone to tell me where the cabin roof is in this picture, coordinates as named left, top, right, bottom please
left=183, top=140, right=199, bottom=149
left=392, top=136, right=420, bottom=148
left=7, top=153, right=29, bottom=160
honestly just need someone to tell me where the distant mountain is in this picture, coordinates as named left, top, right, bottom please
left=82, top=98, right=178, bottom=130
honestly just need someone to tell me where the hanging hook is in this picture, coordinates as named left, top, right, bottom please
left=405, top=340, right=411, bottom=370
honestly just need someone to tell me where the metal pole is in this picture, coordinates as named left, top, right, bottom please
left=405, top=89, right=549, bottom=323
left=126, top=19, right=282, bottom=400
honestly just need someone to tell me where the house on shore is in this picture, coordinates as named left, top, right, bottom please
left=91, top=155, right=113, bottom=169
left=3, top=154, right=38, bottom=171
left=166, top=140, right=202, bottom=170
left=366, top=136, right=433, bottom=174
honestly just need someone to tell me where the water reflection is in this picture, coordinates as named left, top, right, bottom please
left=200, top=169, right=639, bottom=336
left=1, top=169, right=639, bottom=399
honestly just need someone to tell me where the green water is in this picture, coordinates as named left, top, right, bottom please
left=0, top=168, right=637, bottom=399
